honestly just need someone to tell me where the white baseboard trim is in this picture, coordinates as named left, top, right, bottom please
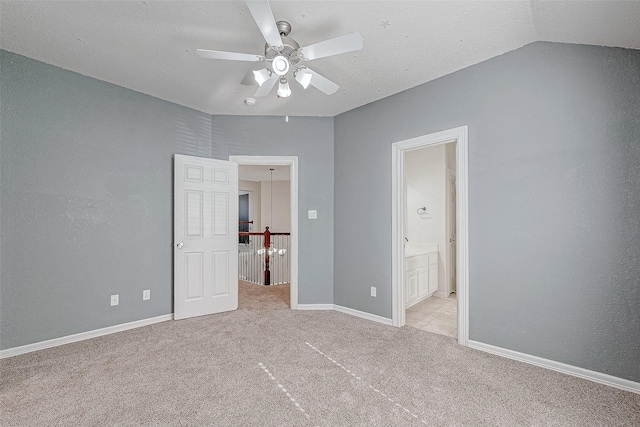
left=0, top=314, right=173, bottom=359
left=468, top=340, right=640, bottom=395
left=296, top=304, right=334, bottom=310
left=333, top=305, right=393, bottom=326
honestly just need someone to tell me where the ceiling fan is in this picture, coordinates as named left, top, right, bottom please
left=196, top=0, right=363, bottom=98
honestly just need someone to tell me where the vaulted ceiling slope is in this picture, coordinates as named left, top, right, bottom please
left=1, top=1, right=639, bottom=117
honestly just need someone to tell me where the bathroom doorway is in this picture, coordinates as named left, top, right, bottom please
left=391, top=126, right=469, bottom=345
left=402, top=143, right=457, bottom=337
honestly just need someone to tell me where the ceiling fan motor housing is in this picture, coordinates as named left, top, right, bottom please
left=265, top=21, right=301, bottom=73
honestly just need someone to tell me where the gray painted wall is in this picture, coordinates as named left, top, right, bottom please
left=0, top=50, right=333, bottom=349
left=1, top=50, right=212, bottom=349
left=334, top=42, right=640, bottom=382
left=211, top=115, right=334, bottom=305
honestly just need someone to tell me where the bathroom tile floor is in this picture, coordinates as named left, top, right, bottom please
left=405, top=293, right=457, bottom=338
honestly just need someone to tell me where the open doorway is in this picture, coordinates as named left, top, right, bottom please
left=230, top=156, right=299, bottom=310
left=391, top=126, right=469, bottom=346
left=237, top=165, right=291, bottom=307
left=402, top=142, right=457, bottom=337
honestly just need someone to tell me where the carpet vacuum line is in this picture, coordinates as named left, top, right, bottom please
left=305, top=342, right=428, bottom=425
left=258, top=362, right=315, bottom=424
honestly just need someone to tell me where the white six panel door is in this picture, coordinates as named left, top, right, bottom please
left=174, top=154, right=238, bottom=320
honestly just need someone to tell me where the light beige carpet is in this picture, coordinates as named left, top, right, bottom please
left=1, top=281, right=639, bottom=426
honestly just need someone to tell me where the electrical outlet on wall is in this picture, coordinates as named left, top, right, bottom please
left=143, top=290, right=150, bottom=300
left=371, top=287, right=376, bottom=297
left=415, top=227, right=421, bottom=235
left=110, top=294, right=119, bottom=306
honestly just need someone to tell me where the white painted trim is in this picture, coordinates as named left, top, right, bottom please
left=445, top=167, right=457, bottom=297
left=334, top=305, right=393, bottom=326
left=468, top=340, right=640, bottom=395
left=391, top=126, right=470, bottom=347
left=456, top=127, right=469, bottom=346
left=296, top=304, right=334, bottom=311
left=0, top=314, right=173, bottom=359
left=391, top=144, right=403, bottom=326
left=230, top=156, right=299, bottom=309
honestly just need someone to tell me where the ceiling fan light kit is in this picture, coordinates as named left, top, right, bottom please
left=196, top=0, right=363, bottom=100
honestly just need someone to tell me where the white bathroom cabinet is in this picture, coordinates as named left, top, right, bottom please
left=405, top=252, right=438, bottom=308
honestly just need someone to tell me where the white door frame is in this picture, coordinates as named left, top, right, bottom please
left=229, top=155, right=299, bottom=309
left=445, top=168, right=457, bottom=296
left=391, top=126, right=469, bottom=346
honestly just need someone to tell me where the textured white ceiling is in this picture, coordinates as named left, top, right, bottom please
left=239, top=165, right=290, bottom=182
left=1, top=1, right=639, bottom=117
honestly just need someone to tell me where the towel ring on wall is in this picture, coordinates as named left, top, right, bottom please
left=417, top=207, right=428, bottom=215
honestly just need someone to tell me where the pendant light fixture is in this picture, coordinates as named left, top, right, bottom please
left=267, top=168, right=276, bottom=256
left=269, top=168, right=274, bottom=228
left=264, top=167, right=286, bottom=259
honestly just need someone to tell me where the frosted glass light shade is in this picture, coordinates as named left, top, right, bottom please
left=277, top=77, right=291, bottom=97
left=253, top=68, right=272, bottom=86
left=295, top=69, right=312, bottom=89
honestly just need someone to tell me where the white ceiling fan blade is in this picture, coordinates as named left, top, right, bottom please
left=245, top=0, right=283, bottom=49
left=254, top=75, right=278, bottom=97
left=299, top=32, right=363, bottom=61
left=196, top=49, right=264, bottom=62
left=306, top=69, right=339, bottom=95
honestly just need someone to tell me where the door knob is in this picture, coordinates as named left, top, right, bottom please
left=176, top=242, right=184, bottom=249
left=449, top=239, right=456, bottom=243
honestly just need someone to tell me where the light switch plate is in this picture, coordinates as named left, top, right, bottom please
left=308, top=210, right=318, bottom=219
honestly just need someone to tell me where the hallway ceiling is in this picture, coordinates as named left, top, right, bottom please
left=1, top=1, right=639, bottom=117
left=239, top=165, right=290, bottom=182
